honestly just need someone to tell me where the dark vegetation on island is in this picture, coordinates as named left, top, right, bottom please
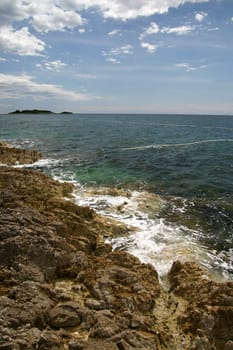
left=0, top=142, right=232, bottom=350
left=8, top=109, right=73, bottom=115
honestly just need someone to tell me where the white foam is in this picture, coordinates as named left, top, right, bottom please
left=107, top=218, right=215, bottom=276
left=4, top=139, right=40, bottom=149
left=122, top=139, right=233, bottom=151
left=72, top=186, right=233, bottom=277
left=12, top=158, right=61, bottom=169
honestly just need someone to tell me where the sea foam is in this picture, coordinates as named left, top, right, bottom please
left=73, top=185, right=232, bottom=279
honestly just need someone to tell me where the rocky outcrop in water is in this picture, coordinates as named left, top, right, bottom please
left=0, top=142, right=42, bottom=165
left=0, top=144, right=232, bottom=349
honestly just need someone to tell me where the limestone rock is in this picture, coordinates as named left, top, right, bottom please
left=76, top=250, right=160, bottom=313
left=0, top=141, right=42, bottom=165
left=169, top=261, right=233, bottom=350
left=0, top=164, right=161, bottom=348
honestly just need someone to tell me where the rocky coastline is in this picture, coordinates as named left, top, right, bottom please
left=0, top=142, right=42, bottom=165
left=0, top=143, right=232, bottom=350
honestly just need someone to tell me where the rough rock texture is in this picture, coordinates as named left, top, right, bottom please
left=169, top=261, right=233, bottom=350
left=0, top=147, right=232, bottom=349
left=0, top=141, right=42, bottom=165
left=0, top=166, right=161, bottom=349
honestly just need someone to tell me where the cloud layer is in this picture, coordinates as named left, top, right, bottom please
left=0, top=74, right=96, bottom=101
left=0, top=26, right=45, bottom=56
left=140, top=22, right=196, bottom=40
left=73, top=0, right=209, bottom=20
left=0, top=0, right=209, bottom=56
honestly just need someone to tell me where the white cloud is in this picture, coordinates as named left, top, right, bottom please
left=0, top=0, right=82, bottom=32
left=0, top=0, right=28, bottom=25
left=145, top=22, right=160, bottom=35
left=36, top=60, right=67, bottom=72
left=106, top=58, right=120, bottom=64
left=79, top=28, right=86, bottom=33
left=141, top=42, right=158, bottom=53
left=0, top=0, right=209, bottom=26
left=0, top=26, right=46, bottom=56
left=195, top=11, right=208, bottom=22
left=0, top=73, right=97, bottom=101
left=175, top=63, right=197, bottom=72
left=175, top=62, right=207, bottom=72
left=103, top=44, right=133, bottom=57
left=0, top=57, right=7, bottom=62
left=76, top=73, right=97, bottom=79
left=140, top=22, right=160, bottom=40
left=140, top=22, right=196, bottom=40
left=207, top=27, right=219, bottom=31
left=161, top=25, right=195, bottom=35
left=115, top=44, right=133, bottom=55
left=0, top=0, right=208, bottom=57
left=69, top=0, right=209, bottom=20
left=103, top=44, right=133, bottom=64
left=31, top=5, right=84, bottom=33
left=108, top=29, right=122, bottom=36
left=0, top=0, right=84, bottom=56
left=0, top=0, right=84, bottom=31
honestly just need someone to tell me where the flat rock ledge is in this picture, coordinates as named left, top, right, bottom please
left=0, top=141, right=42, bottom=165
left=0, top=151, right=232, bottom=349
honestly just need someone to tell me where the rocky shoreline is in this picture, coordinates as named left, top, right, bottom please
left=0, top=142, right=42, bottom=165
left=0, top=144, right=232, bottom=350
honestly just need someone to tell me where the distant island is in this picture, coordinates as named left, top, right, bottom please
left=8, top=109, right=73, bottom=115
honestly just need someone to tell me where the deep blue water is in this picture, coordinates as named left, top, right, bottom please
left=1, top=113, right=233, bottom=277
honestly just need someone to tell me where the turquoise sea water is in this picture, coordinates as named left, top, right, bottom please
left=1, top=113, right=233, bottom=278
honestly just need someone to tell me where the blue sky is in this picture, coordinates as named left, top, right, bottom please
left=0, top=0, right=232, bottom=114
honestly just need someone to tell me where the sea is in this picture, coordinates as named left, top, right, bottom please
left=1, top=113, right=233, bottom=279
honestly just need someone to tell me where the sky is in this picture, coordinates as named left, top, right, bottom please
left=0, top=0, right=232, bottom=115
